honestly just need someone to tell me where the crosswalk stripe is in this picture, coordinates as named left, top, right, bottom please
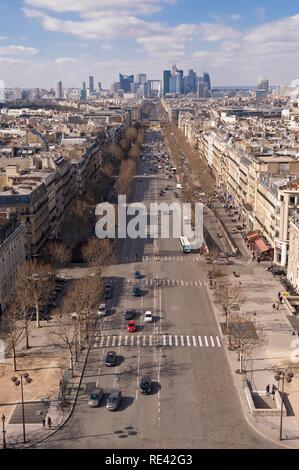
left=198, top=336, right=202, bottom=347
left=106, top=336, right=111, bottom=347
left=137, top=336, right=140, bottom=347
left=177, top=256, right=180, bottom=261
left=169, top=335, right=172, bottom=346
left=190, top=281, right=193, bottom=286
left=180, top=335, right=185, bottom=346
left=149, top=335, right=152, bottom=347
left=145, top=279, right=148, bottom=286
left=181, top=280, right=184, bottom=286
left=100, top=337, right=104, bottom=347
left=130, top=335, right=134, bottom=346
left=167, top=279, right=170, bottom=286
left=175, top=335, right=178, bottom=346
left=216, top=336, right=221, bottom=347
left=204, top=336, right=209, bottom=347
left=192, top=336, right=197, bottom=346
left=95, top=337, right=99, bottom=341
left=210, top=336, right=215, bottom=347
left=118, top=335, right=122, bottom=347
left=143, top=335, right=146, bottom=346
left=186, top=336, right=191, bottom=347
left=163, top=335, right=166, bottom=346
left=172, top=280, right=175, bottom=286
left=112, top=336, right=116, bottom=347
left=194, top=281, right=198, bottom=286
left=124, top=336, right=128, bottom=346
left=185, top=281, right=189, bottom=286
left=150, top=279, right=153, bottom=286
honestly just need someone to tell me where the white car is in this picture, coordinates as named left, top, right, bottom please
left=144, top=311, right=153, bottom=323
left=98, top=303, right=107, bottom=317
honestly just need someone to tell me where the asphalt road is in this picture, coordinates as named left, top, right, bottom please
left=41, top=119, right=278, bottom=449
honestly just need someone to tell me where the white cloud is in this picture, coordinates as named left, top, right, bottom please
left=0, top=57, right=29, bottom=64
left=0, top=36, right=8, bottom=40
left=0, top=44, right=40, bottom=55
left=55, top=56, right=80, bottom=64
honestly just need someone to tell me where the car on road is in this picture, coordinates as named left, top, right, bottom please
left=106, top=389, right=122, bottom=411
left=88, top=388, right=104, bottom=407
left=128, top=320, right=136, bottom=332
left=144, top=311, right=153, bottom=323
left=134, top=271, right=142, bottom=279
left=124, top=309, right=136, bottom=320
left=132, top=285, right=142, bottom=297
left=103, top=284, right=113, bottom=300
left=105, top=351, right=117, bottom=367
left=139, top=377, right=152, bottom=394
left=98, top=303, right=107, bottom=317
left=212, top=258, right=230, bottom=265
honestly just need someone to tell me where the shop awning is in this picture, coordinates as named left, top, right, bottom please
left=255, top=238, right=272, bottom=253
left=247, top=230, right=261, bottom=241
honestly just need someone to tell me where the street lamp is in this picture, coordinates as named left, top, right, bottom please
left=11, top=372, right=32, bottom=444
left=1, top=414, right=6, bottom=449
left=274, top=368, right=293, bottom=441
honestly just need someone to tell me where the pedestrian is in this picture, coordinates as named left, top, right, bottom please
left=266, top=384, right=270, bottom=397
left=272, top=384, right=277, bottom=394
left=47, top=416, right=52, bottom=428
left=272, top=303, right=276, bottom=311
left=276, top=302, right=280, bottom=310
left=278, top=292, right=281, bottom=301
left=42, top=418, right=46, bottom=427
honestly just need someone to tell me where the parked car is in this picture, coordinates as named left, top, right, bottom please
left=144, top=311, right=153, bottom=323
left=139, top=377, right=152, bottom=395
left=88, top=388, right=104, bottom=407
left=128, top=320, right=136, bottom=332
left=134, top=271, right=142, bottom=280
left=124, top=309, right=136, bottom=321
left=106, top=389, right=122, bottom=411
left=105, top=351, right=117, bottom=367
left=132, top=285, right=142, bottom=297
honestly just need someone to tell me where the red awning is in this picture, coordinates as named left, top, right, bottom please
left=247, top=230, right=261, bottom=241
left=255, top=238, right=272, bottom=253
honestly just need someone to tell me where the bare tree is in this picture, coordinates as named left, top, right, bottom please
left=128, top=144, right=141, bottom=160
left=81, top=237, right=114, bottom=267
left=42, top=241, right=72, bottom=274
left=214, top=279, right=246, bottom=334
left=4, top=302, right=22, bottom=371
left=119, top=138, right=131, bottom=153
left=15, top=261, right=55, bottom=329
left=49, top=311, right=77, bottom=377
left=125, top=127, right=138, bottom=143
left=229, top=312, right=267, bottom=373
left=115, top=159, right=136, bottom=195
left=107, top=143, right=125, bottom=161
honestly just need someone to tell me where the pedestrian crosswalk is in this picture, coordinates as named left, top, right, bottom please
left=122, top=255, right=202, bottom=262
left=92, top=334, right=222, bottom=349
left=125, top=278, right=208, bottom=287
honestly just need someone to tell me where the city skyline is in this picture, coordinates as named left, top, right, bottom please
left=0, top=1, right=299, bottom=88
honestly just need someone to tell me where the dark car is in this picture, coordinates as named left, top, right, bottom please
left=103, top=284, right=113, bottom=299
left=124, top=309, right=136, bottom=320
left=105, top=351, right=117, bottom=367
left=139, top=377, right=152, bottom=394
left=88, top=388, right=104, bottom=407
left=132, top=285, right=142, bottom=297
left=134, top=271, right=142, bottom=279
left=106, top=389, right=122, bottom=411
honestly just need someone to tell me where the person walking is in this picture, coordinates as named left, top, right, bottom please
left=266, top=384, right=270, bottom=397
left=271, top=384, right=276, bottom=400
left=276, top=302, right=280, bottom=310
left=42, top=418, right=46, bottom=427
left=272, top=303, right=276, bottom=311
left=47, top=416, right=52, bottom=428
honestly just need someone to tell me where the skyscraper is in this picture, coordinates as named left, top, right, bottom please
left=55, top=81, right=63, bottom=99
left=119, top=74, right=134, bottom=92
left=89, top=76, right=94, bottom=94
left=80, top=81, right=87, bottom=101
left=163, top=70, right=171, bottom=95
left=257, top=77, right=269, bottom=91
left=98, top=82, right=102, bottom=91
left=169, top=73, right=182, bottom=94
left=203, top=72, right=211, bottom=91
left=188, top=69, right=197, bottom=93
left=136, top=74, right=147, bottom=85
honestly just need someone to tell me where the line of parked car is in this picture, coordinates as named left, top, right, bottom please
left=25, top=278, right=66, bottom=321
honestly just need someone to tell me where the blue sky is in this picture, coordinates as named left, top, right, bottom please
left=0, top=0, right=299, bottom=88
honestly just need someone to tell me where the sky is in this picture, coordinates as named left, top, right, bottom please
left=1, top=0, right=299, bottom=88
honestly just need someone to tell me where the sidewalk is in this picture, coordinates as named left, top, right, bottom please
left=207, top=199, right=299, bottom=448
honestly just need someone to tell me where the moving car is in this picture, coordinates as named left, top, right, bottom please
left=144, top=311, right=153, bottom=323
left=139, top=377, right=152, bottom=395
left=124, top=309, right=136, bottom=320
left=132, top=285, right=142, bottom=297
left=134, top=271, right=142, bottom=280
left=105, top=351, right=117, bottom=367
left=106, top=389, right=122, bottom=411
left=88, top=388, right=104, bottom=407
left=128, top=320, right=136, bottom=332
left=98, top=303, right=107, bottom=317
left=103, top=284, right=113, bottom=300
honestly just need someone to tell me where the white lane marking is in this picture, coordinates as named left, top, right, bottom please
left=185, top=281, right=189, bottom=286
left=169, top=335, right=172, bottom=346
left=95, top=337, right=99, bottom=341
left=118, top=335, right=122, bottom=347
left=204, top=336, right=209, bottom=347
left=180, top=335, right=185, bottom=346
left=177, top=256, right=180, bottom=261
left=198, top=281, right=202, bottom=286
left=106, top=336, right=111, bottom=347
left=112, top=336, right=116, bottom=347
left=143, top=335, right=146, bottom=346
left=137, top=336, right=140, bottom=347
left=192, top=336, right=197, bottom=346
left=163, top=335, right=166, bottom=346
left=172, top=279, right=175, bottom=286
left=181, top=280, right=184, bottom=286
left=150, top=279, right=153, bottom=286
left=145, top=279, right=148, bottom=286
left=124, top=336, right=128, bottom=346
left=100, top=337, right=104, bottom=347
left=194, top=281, right=198, bottom=286
left=167, top=279, right=170, bottom=286
left=210, top=336, right=215, bottom=347
left=216, top=336, right=221, bottom=347
left=149, top=335, right=152, bottom=347
left=175, top=335, right=178, bottom=346
left=186, top=336, right=191, bottom=347
left=198, top=336, right=203, bottom=347
left=131, top=335, right=134, bottom=346
left=93, top=343, right=97, bottom=348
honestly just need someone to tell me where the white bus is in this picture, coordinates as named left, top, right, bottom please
left=179, top=237, right=191, bottom=253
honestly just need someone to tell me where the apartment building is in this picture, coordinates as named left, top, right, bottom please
left=287, top=218, right=299, bottom=292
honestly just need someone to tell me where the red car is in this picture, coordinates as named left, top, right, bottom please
left=127, top=320, right=136, bottom=332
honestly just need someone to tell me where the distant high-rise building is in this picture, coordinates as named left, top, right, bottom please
left=119, top=74, right=134, bottom=92
left=203, top=72, right=211, bottom=91
left=89, top=76, right=94, bottom=94
left=257, top=77, right=269, bottom=91
left=169, top=73, right=182, bottom=94
left=198, top=80, right=209, bottom=98
left=80, top=81, right=87, bottom=101
left=111, top=82, right=121, bottom=95
left=136, top=74, right=147, bottom=85
left=98, top=82, right=102, bottom=91
left=55, top=81, right=63, bottom=99
left=130, top=82, right=138, bottom=94
left=188, top=69, right=197, bottom=93
left=163, top=70, right=171, bottom=95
